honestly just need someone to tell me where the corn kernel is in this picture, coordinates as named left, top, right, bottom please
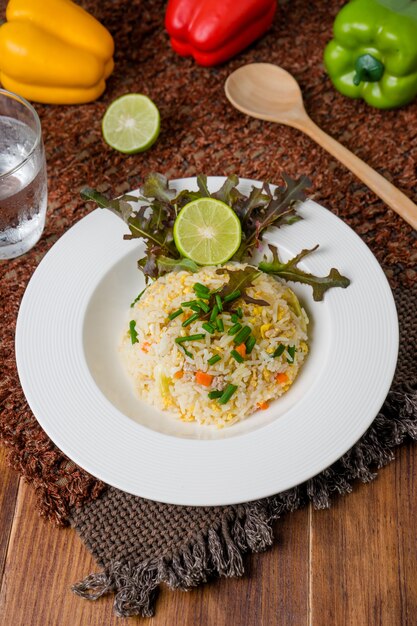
left=262, top=369, right=271, bottom=381
left=260, top=323, right=272, bottom=338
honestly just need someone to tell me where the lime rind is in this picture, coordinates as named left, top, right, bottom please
left=173, top=198, right=242, bottom=266
left=102, top=94, right=160, bottom=154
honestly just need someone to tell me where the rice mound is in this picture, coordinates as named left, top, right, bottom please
left=120, top=263, right=309, bottom=427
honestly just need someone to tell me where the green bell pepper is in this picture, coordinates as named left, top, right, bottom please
left=324, top=0, right=417, bottom=108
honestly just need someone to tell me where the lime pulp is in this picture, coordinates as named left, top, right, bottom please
left=173, top=198, right=242, bottom=266
left=102, top=94, right=160, bottom=154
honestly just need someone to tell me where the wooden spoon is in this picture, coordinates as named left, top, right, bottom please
left=225, top=63, right=417, bottom=230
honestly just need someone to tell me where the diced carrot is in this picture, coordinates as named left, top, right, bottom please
left=141, top=341, right=151, bottom=353
left=276, top=372, right=289, bottom=384
left=235, top=343, right=246, bottom=358
left=174, top=370, right=184, bottom=379
left=258, top=401, right=270, bottom=410
left=195, top=371, right=213, bottom=387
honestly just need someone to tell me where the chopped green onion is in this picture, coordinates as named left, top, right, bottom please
left=236, top=307, right=243, bottom=318
left=197, top=300, right=210, bottom=313
left=231, top=313, right=239, bottom=323
left=202, top=322, right=215, bottom=334
left=208, top=389, right=223, bottom=399
left=209, top=305, right=219, bottom=323
left=233, top=325, right=251, bottom=345
left=193, top=282, right=210, bottom=294
left=181, top=346, right=193, bottom=358
left=130, top=288, right=146, bottom=308
left=231, top=349, right=244, bottom=363
left=195, top=291, right=211, bottom=300
left=245, top=335, right=256, bottom=354
left=208, top=354, right=221, bottom=366
left=181, top=300, right=198, bottom=307
left=218, top=383, right=238, bottom=405
left=182, top=299, right=209, bottom=313
left=273, top=344, right=285, bottom=358
left=128, top=320, right=138, bottom=344
left=189, top=303, right=202, bottom=313
left=215, top=294, right=223, bottom=312
left=168, top=308, right=184, bottom=320
left=224, top=289, right=241, bottom=303
left=182, top=312, right=200, bottom=327
left=216, top=317, right=224, bottom=332
left=175, top=333, right=205, bottom=344
left=228, top=323, right=242, bottom=335
left=287, top=345, right=296, bottom=363
left=193, top=287, right=211, bottom=300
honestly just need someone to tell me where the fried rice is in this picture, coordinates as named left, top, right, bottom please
left=120, top=263, right=309, bottom=427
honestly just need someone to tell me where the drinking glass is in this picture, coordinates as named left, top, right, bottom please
left=0, top=89, right=48, bottom=259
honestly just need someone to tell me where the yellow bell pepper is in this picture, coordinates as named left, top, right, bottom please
left=0, top=0, right=115, bottom=104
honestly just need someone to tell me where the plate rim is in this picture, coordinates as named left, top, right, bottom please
left=15, top=176, right=399, bottom=505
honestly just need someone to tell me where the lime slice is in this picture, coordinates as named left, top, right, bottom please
left=173, top=198, right=241, bottom=266
left=102, top=94, right=160, bottom=154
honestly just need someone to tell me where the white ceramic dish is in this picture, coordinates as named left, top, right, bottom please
left=15, top=177, right=398, bottom=505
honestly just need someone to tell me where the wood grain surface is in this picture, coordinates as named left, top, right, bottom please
left=1, top=444, right=416, bottom=625
left=0, top=0, right=416, bottom=622
left=0, top=448, right=19, bottom=584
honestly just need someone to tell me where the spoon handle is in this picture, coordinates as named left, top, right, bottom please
left=300, top=117, right=417, bottom=230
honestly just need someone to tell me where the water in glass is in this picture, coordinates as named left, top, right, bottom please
left=0, top=93, right=47, bottom=260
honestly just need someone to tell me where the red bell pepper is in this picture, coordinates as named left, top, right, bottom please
left=165, top=0, right=277, bottom=67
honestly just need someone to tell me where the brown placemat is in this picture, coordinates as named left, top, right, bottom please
left=0, top=0, right=416, bottom=618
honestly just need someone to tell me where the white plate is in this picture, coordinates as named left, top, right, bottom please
left=15, top=177, right=398, bottom=506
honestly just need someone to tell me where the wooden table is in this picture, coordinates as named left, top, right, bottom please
left=1, top=439, right=416, bottom=625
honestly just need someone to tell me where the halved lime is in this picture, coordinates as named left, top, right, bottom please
left=173, top=198, right=241, bottom=266
left=102, top=94, right=160, bottom=154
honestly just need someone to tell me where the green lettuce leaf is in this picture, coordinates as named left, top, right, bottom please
left=141, top=172, right=176, bottom=204
left=258, top=245, right=351, bottom=301
left=215, top=267, right=269, bottom=307
left=156, top=256, right=199, bottom=274
left=238, top=174, right=311, bottom=258
left=81, top=173, right=350, bottom=302
left=196, top=175, right=211, bottom=197
left=81, top=182, right=178, bottom=279
left=211, top=174, right=242, bottom=205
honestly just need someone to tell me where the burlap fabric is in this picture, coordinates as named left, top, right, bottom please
left=0, top=0, right=416, bottom=618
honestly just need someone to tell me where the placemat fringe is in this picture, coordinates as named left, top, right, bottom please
left=268, top=382, right=417, bottom=516
left=72, top=503, right=274, bottom=617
